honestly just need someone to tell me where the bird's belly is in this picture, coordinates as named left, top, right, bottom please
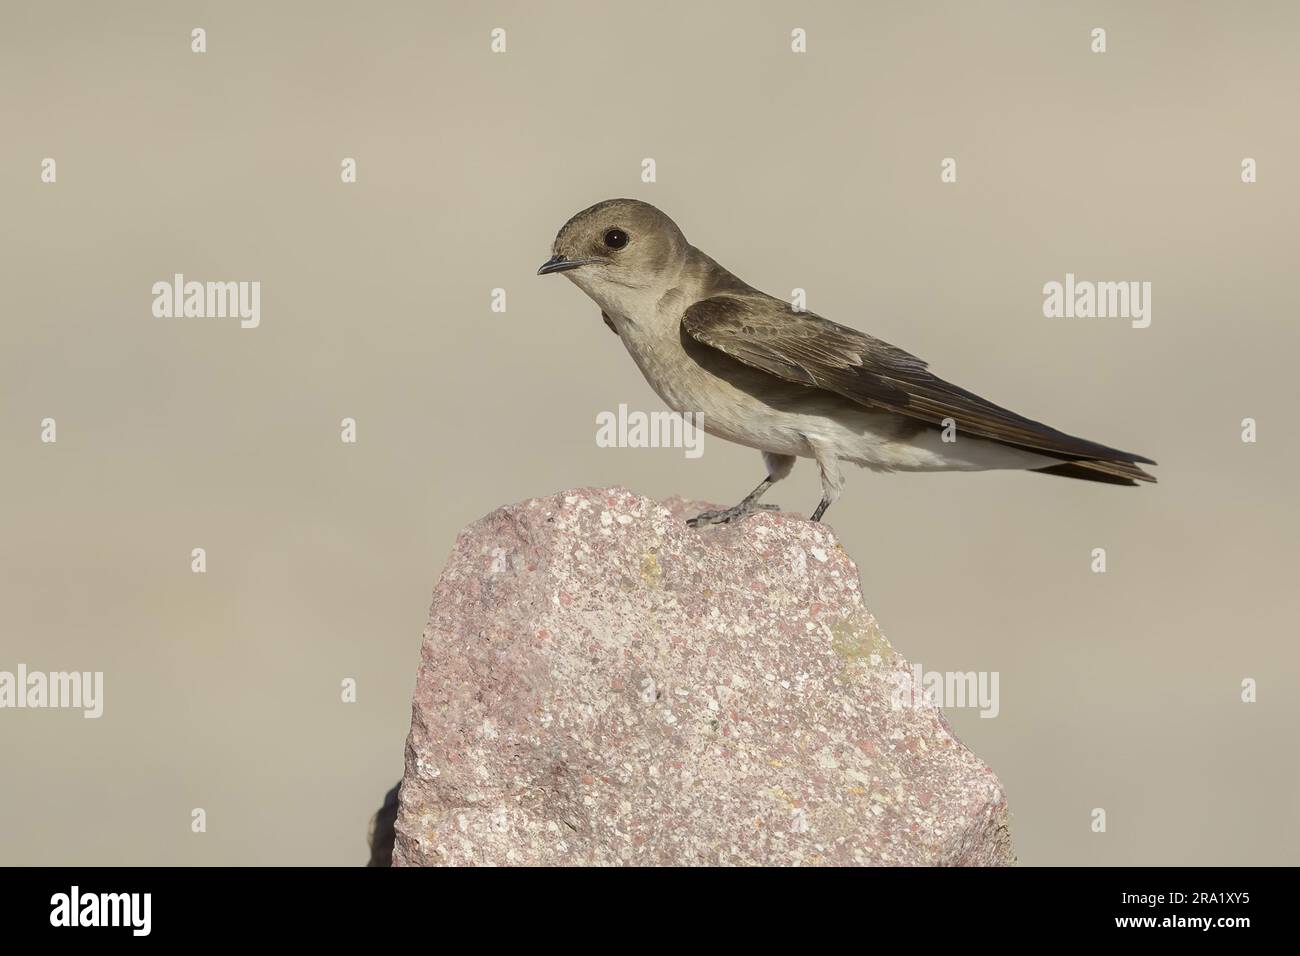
left=617, top=329, right=854, bottom=457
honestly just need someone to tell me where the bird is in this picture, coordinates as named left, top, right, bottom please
left=537, top=198, right=1155, bottom=527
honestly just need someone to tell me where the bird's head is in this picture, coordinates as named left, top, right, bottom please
left=538, top=199, right=688, bottom=299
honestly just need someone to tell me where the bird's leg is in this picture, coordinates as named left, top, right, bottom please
left=687, top=453, right=794, bottom=528
left=808, top=439, right=844, bottom=524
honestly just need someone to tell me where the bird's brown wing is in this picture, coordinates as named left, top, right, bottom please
left=681, top=294, right=1156, bottom=480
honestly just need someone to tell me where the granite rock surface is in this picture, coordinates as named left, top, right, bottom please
left=393, top=488, right=1013, bottom=866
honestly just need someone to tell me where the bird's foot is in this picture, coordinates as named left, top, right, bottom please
left=686, top=501, right=780, bottom=528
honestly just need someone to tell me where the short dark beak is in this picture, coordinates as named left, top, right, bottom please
left=537, top=254, right=600, bottom=276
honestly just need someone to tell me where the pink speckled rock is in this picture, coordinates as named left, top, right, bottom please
left=393, top=488, right=1013, bottom=866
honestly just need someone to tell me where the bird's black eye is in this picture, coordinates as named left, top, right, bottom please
left=603, top=228, right=629, bottom=249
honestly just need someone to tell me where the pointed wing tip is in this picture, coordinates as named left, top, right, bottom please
left=1124, top=462, right=1158, bottom=483
left=1129, top=459, right=1158, bottom=482
left=1036, top=460, right=1157, bottom=485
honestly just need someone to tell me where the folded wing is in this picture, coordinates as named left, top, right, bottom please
left=681, top=294, right=1156, bottom=483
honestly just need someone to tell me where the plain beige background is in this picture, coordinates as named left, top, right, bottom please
left=2, top=1, right=1296, bottom=865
